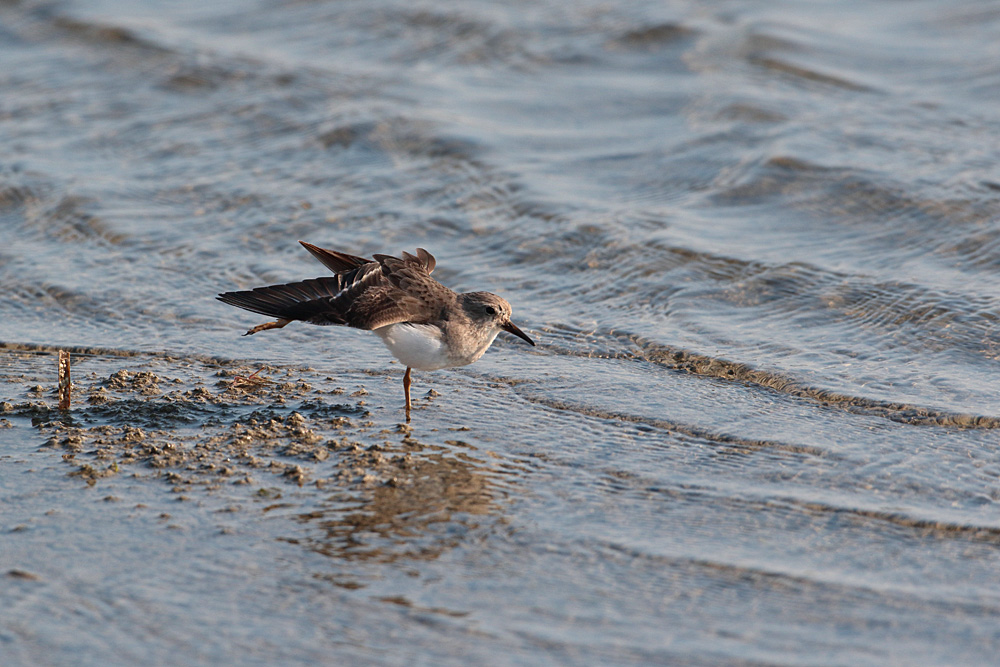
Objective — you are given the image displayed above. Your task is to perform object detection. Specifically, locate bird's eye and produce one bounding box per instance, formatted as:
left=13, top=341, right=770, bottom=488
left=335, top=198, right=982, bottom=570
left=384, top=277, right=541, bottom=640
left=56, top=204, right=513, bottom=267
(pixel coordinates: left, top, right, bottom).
left=485, top=306, right=497, bottom=316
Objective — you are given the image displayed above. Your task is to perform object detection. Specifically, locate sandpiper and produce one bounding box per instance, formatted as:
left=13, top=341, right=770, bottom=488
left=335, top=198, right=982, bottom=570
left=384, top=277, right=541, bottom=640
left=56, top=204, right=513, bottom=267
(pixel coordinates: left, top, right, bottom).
left=217, top=242, right=535, bottom=418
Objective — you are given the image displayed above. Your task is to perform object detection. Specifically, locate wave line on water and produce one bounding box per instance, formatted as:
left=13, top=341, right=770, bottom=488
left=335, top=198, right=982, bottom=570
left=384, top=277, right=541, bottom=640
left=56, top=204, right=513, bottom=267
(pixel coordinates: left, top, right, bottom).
left=539, top=325, right=1000, bottom=429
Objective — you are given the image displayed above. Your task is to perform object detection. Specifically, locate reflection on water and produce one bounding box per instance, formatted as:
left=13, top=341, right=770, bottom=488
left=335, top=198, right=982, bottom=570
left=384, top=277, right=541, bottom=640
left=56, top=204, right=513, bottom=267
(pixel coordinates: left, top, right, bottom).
left=296, top=435, right=501, bottom=564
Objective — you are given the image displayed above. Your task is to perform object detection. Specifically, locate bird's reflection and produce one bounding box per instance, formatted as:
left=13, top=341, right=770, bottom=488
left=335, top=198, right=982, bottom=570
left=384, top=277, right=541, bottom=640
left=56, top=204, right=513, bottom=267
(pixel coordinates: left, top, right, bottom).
left=294, top=434, right=504, bottom=564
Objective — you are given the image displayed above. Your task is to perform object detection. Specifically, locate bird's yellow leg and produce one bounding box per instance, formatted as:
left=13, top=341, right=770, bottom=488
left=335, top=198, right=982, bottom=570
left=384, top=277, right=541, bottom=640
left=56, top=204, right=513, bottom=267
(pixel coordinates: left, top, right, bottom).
left=403, top=366, right=412, bottom=421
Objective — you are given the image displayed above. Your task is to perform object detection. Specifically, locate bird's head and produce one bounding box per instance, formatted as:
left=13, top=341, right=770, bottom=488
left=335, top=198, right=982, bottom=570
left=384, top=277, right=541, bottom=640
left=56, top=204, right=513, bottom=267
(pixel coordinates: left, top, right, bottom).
left=463, top=292, right=535, bottom=347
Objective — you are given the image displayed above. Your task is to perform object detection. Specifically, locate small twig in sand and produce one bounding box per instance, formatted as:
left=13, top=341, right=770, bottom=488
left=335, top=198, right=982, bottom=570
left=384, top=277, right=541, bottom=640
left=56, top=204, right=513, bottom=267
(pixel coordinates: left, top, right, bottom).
left=58, top=350, right=71, bottom=410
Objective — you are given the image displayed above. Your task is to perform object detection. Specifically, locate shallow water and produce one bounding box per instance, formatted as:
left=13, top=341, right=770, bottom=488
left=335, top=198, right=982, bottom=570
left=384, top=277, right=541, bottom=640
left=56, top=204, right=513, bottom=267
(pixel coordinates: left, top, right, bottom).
left=3, top=0, right=1000, bottom=664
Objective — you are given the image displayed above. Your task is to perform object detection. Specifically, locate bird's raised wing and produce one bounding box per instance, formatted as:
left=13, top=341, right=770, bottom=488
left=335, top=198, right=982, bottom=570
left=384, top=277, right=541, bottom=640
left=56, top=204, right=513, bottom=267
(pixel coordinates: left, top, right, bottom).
left=217, top=247, right=451, bottom=331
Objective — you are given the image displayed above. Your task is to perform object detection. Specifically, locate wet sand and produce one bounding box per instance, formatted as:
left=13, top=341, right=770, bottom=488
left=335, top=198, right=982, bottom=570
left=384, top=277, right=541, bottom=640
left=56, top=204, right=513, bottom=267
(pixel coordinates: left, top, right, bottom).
left=4, top=347, right=504, bottom=566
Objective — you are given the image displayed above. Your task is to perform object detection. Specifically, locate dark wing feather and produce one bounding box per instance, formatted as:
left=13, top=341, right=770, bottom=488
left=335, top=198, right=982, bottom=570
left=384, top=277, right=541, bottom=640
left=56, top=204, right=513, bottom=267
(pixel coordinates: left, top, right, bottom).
left=218, top=248, right=451, bottom=331
left=299, top=241, right=372, bottom=273
left=395, top=247, right=435, bottom=274
left=217, top=275, right=356, bottom=326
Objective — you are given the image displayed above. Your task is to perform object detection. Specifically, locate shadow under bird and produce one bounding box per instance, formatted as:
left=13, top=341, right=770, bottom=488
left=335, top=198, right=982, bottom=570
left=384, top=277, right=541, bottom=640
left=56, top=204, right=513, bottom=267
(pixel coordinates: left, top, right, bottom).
left=217, top=242, right=535, bottom=418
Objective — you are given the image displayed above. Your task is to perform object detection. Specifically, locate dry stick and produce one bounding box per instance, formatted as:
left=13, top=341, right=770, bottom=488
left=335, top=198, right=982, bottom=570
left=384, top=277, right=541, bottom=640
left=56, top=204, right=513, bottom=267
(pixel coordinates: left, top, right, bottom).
left=58, top=350, right=71, bottom=410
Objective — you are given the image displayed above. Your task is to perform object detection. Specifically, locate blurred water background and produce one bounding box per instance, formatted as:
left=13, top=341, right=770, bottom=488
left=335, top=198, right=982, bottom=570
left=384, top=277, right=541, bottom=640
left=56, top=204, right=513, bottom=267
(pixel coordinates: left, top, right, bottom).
left=3, top=0, right=1000, bottom=664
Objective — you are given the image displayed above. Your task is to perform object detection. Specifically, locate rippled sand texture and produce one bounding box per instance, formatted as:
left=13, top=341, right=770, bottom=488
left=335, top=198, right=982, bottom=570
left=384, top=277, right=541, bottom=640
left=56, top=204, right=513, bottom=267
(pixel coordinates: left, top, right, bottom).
left=3, top=0, right=1000, bottom=664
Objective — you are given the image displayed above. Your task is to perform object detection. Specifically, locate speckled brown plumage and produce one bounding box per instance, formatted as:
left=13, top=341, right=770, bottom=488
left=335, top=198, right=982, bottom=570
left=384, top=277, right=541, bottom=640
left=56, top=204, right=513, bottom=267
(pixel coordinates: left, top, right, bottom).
left=217, top=242, right=446, bottom=331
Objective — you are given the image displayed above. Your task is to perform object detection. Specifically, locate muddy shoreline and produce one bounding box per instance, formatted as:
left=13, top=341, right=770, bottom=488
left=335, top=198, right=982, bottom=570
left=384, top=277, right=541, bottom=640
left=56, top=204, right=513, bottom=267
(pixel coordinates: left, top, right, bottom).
left=1, top=344, right=505, bottom=571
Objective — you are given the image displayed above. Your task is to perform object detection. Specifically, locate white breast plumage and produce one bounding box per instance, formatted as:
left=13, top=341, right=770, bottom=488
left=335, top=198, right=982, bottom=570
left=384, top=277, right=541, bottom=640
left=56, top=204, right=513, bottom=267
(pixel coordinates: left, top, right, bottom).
left=374, top=323, right=453, bottom=371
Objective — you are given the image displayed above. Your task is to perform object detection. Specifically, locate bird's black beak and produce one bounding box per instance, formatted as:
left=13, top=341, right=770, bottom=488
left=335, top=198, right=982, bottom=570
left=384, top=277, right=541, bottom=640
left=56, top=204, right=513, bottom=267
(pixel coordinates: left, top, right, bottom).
left=502, top=321, right=535, bottom=346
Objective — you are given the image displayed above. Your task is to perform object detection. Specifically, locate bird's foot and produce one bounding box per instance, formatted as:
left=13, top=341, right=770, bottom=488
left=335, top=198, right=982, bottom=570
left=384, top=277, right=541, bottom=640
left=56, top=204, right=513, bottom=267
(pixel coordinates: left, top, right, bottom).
left=243, top=318, right=292, bottom=336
